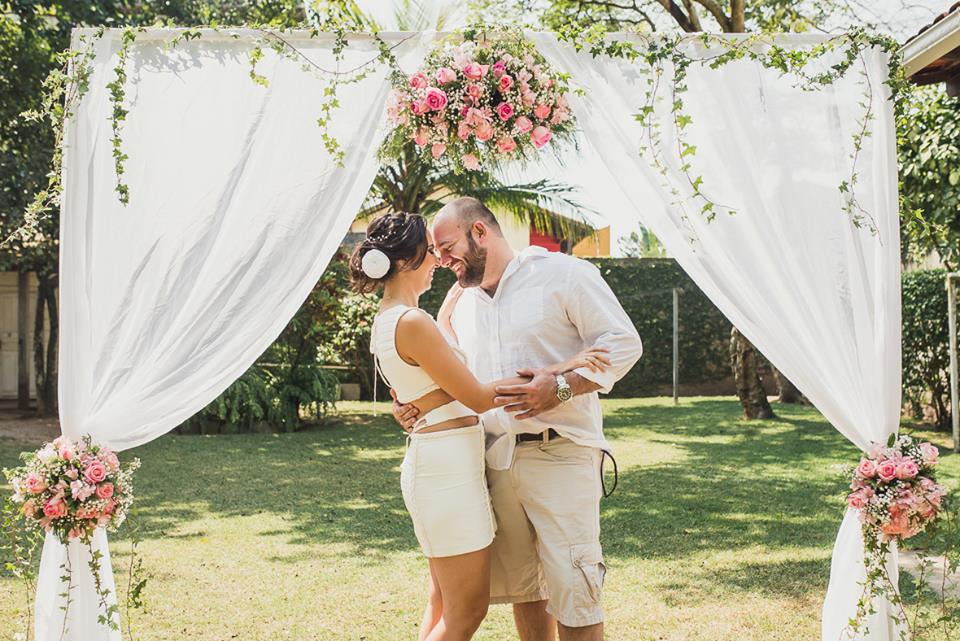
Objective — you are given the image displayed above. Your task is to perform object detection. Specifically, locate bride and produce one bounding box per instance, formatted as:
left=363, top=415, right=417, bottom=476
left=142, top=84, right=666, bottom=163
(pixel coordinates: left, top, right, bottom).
left=349, top=212, right=611, bottom=641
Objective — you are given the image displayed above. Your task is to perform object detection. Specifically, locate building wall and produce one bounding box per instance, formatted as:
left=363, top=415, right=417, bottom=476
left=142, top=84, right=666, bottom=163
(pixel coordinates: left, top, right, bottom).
left=573, top=227, right=611, bottom=258
left=0, top=272, right=42, bottom=399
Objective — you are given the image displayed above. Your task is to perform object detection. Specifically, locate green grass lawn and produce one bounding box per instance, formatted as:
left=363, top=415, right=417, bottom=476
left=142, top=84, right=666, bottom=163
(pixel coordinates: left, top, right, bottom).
left=1, top=397, right=957, bottom=641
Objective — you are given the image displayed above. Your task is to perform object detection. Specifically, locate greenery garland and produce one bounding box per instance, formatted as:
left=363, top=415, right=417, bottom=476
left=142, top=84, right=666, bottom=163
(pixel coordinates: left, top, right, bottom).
left=1, top=24, right=908, bottom=248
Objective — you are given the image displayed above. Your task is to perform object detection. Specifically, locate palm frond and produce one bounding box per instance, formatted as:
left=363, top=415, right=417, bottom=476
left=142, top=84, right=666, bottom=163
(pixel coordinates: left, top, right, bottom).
left=431, top=171, right=597, bottom=242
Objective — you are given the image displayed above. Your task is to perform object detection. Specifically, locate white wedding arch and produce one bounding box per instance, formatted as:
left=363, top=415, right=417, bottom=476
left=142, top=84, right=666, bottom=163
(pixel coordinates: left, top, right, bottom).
left=39, top=27, right=900, bottom=641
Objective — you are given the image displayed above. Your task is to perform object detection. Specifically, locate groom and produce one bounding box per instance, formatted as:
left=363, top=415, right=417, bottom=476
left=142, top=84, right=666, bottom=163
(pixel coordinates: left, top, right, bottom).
left=393, top=197, right=642, bottom=641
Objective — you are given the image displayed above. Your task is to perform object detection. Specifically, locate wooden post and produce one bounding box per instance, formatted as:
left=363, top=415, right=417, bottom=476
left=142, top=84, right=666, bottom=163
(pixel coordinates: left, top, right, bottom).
left=948, top=273, right=959, bottom=453
left=17, top=270, right=29, bottom=411
left=673, top=287, right=679, bottom=406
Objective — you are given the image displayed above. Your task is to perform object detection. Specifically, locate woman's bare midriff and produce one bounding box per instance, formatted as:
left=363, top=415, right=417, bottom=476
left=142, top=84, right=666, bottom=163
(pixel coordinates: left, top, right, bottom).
left=408, top=388, right=480, bottom=434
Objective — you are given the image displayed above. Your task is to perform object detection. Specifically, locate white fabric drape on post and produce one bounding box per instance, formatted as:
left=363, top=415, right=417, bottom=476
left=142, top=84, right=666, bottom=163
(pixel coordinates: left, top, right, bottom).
left=533, top=33, right=902, bottom=641
left=39, top=29, right=429, bottom=641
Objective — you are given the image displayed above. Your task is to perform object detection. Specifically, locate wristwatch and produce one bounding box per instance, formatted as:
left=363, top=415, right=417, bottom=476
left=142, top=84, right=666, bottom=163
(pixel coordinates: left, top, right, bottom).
left=555, top=374, right=573, bottom=403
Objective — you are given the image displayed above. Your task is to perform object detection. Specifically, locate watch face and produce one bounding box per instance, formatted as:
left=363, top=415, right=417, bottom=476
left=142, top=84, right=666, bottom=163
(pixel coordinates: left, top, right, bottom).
left=557, top=386, right=573, bottom=402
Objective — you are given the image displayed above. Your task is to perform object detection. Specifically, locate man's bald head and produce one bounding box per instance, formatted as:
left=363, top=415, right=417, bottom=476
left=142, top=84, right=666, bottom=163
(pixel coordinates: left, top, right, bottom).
left=434, top=197, right=502, bottom=236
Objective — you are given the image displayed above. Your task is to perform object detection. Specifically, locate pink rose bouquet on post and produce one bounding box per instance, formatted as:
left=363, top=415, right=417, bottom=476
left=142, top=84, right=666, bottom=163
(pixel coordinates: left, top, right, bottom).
left=5, top=435, right=142, bottom=632
left=380, top=29, right=576, bottom=172
left=5, top=434, right=140, bottom=544
left=842, top=433, right=951, bottom=639
left=846, top=434, right=945, bottom=543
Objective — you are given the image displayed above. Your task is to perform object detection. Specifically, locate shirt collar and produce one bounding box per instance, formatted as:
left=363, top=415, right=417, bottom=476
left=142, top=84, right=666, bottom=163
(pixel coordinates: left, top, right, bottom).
left=467, top=246, right=551, bottom=304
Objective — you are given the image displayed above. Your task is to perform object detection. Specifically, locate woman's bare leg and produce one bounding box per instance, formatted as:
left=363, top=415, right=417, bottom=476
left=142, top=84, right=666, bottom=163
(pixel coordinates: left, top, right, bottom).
left=418, top=563, right=444, bottom=641
left=423, top=547, right=490, bottom=641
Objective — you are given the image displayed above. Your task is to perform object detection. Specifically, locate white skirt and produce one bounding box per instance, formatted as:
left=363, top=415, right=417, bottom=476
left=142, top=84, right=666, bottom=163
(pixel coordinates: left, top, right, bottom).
left=400, top=424, right=497, bottom=558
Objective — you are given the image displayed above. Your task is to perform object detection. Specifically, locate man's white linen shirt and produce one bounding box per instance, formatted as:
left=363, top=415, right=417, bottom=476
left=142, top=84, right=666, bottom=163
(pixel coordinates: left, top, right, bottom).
left=450, top=246, right=643, bottom=470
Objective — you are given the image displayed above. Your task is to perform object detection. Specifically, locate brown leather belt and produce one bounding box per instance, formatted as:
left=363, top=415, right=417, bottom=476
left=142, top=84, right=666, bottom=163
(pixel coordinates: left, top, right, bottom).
left=515, top=428, right=561, bottom=444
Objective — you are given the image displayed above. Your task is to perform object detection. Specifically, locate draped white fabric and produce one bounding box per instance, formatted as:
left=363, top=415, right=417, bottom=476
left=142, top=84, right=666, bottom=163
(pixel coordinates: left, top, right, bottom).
left=533, top=33, right=902, bottom=641
left=39, top=29, right=429, bottom=641
left=45, top=28, right=902, bottom=641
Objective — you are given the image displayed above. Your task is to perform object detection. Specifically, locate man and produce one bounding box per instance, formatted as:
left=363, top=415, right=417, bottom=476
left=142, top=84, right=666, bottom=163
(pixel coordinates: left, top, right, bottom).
left=393, top=197, right=642, bottom=641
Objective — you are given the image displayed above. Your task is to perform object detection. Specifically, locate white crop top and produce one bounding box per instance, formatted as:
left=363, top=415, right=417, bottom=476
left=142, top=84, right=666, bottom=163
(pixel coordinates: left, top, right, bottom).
left=370, top=305, right=475, bottom=430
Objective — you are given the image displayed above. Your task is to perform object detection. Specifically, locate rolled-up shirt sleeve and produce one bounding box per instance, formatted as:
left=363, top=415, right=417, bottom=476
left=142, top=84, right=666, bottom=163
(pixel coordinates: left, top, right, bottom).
left=565, top=259, right=643, bottom=393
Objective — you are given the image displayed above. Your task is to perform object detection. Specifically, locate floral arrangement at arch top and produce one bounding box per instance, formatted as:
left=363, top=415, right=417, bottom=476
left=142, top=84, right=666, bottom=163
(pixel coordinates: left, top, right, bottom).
left=381, top=32, right=577, bottom=172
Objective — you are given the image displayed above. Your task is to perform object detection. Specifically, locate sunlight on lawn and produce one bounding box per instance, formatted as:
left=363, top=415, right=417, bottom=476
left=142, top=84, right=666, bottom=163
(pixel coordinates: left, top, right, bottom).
left=1, top=397, right=957, bottom=641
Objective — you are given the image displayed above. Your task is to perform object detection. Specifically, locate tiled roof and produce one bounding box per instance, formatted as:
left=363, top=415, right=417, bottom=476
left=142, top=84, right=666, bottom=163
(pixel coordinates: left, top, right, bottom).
left=905, top=2, right=960, bottom=45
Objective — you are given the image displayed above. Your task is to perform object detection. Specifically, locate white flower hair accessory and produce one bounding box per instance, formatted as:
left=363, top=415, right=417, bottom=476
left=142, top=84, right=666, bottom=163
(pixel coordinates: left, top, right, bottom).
left=361, top=248, right=391, bottom=279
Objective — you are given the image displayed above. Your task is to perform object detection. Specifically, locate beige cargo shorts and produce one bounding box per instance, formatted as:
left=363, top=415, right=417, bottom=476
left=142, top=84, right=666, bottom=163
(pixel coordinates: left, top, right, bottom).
left=486, top=436, right=606, bottom=628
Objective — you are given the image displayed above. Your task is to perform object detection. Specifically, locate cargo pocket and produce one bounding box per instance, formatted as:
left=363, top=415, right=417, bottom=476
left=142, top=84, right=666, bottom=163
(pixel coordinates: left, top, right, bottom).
left=570, top=542, right=606, bottom=605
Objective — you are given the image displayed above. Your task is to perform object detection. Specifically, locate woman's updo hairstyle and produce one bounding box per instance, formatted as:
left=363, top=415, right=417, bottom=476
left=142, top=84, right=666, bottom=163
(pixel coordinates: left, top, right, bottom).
left=349, top=212, right=429, bottom=294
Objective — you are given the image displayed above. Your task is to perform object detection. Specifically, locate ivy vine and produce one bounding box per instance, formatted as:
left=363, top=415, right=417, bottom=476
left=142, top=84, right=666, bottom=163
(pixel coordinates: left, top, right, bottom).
left=4, top=24, right=908, bottom=249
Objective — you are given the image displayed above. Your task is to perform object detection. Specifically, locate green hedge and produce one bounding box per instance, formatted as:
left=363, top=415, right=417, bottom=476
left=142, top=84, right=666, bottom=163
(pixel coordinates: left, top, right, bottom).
left=419, top=257, right=733, bottom=397
left=902, top=268, right=950, bottom=430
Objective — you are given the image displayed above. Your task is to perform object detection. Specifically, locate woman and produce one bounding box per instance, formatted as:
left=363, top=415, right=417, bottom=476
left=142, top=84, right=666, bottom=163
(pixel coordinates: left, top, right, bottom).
left=350, top=212, right=610, bottom=641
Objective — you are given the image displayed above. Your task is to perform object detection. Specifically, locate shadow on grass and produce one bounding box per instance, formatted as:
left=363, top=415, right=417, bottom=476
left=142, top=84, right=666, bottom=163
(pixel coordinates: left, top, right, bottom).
left=4, top=398, right=951, bottom=588
left=120, top=418, right=414, bottom=562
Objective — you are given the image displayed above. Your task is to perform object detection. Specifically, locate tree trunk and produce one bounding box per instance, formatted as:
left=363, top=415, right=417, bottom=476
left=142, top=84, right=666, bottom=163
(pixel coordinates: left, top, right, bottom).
left=730, top=0, right=746, bottom=32
left=774, top=368, right=807, bottom=404
left=729, top=327, right=774, bottom=419
left=17, top=270, right=30, bottom=411
left=33, top=275, right=58, bottom=417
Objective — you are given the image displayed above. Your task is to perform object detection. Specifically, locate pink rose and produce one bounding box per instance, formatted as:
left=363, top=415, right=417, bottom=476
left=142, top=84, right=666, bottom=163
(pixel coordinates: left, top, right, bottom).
left=919, top=442, right=939, bottom=464
left=876, top=460, right=898, bottom=482
left=521, top=92, right=536, bottom=108
left=435, top=67, right=456, bottom=85
left=65, top=467, right=79, bottom=481
left=856, top=459, right=876, bottom=478
left=412, top=128, right=430, bottom=147
left=847, top=492, right=867, bottom=510
left=475, top=121, right=494, bottom=142
left=498, top=75, right=514, bottom=92
left=409, top=72, right=428, bottom=90
left=534, top=103, right=551, bottom=120
left=25, top=472, right=48, bottom=494
left=424, top=87, right=448, bottom=112
left=530, top=125, right=553, bottom=149
left=465, top=107, right=486, bottom=127
left=457, top=122, right=471, bottom=141
left=103, top=500, right=116, bottom=516
left=896, top=461, right=919, bottom=479
left=42, top=498, right=67, bottom=519
left=103, top=451, right=120, bottom=473
left=410, top=100, right=425, bottom=115
left=466, top=84, right=482, bottom=100
left=84, top=460, right=107, bottom=484
left=495, top=102, right=514, bottom=121
left=551, top=107, right=570, bottom=125
left=514, top=116, right=533, bottom=133
left=431, top=143, right=446, bottom=160
left=22, top=499, right=37, bottom=518
left=492, top=60, right=507, bottom=78
left=96, top=482, right=115, bottom=500
left=461, top=154, right=481, bottom=171
left=497, top=136, right=517, bottom=154
left=462, top=63, right=487, bottom=81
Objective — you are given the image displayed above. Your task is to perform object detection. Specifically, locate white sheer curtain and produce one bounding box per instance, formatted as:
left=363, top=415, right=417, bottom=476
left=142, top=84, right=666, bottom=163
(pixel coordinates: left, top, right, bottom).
left=37, top=29, right=429, bottom=641
left=533, top=33, right=902, bottom=641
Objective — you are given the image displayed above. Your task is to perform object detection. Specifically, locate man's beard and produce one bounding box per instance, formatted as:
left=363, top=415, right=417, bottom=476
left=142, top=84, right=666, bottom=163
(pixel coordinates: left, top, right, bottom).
left=456, top=234, right=487, bottom=287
